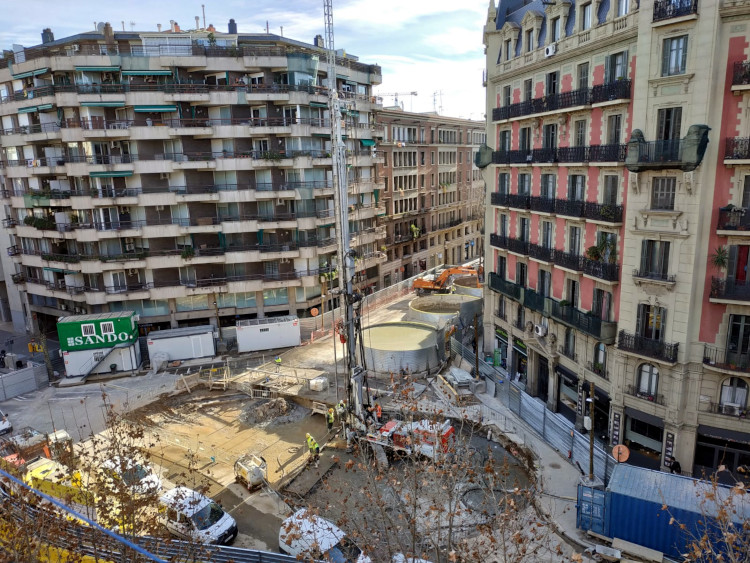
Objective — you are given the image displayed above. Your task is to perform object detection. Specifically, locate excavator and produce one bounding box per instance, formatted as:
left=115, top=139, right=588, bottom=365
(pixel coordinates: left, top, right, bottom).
left=412, top=266, right=481, bottom=295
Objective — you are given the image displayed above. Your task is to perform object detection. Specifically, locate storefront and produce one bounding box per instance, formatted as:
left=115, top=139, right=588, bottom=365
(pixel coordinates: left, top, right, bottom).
left=593, top=387, right=611, bottom=440
left=512, top=336, right=527, bottom=384
left=556, top=365, right=578, bottom=425
left=694, top=425, right=750, bottom=484
left=624, top=407, right=664, bottom=470
left=494, top=326, right=508, bottom=370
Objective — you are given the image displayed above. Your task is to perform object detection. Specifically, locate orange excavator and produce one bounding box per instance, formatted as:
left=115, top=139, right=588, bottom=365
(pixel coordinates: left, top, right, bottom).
left=412, top=266, right=481, bottom=295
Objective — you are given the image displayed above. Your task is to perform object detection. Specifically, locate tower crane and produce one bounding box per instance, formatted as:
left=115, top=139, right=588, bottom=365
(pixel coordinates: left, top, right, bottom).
left=377, top=91, right=418, bottom=109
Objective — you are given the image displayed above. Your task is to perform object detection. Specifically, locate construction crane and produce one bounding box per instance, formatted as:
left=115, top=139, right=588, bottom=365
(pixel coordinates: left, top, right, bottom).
left=377, top=91, right=418, bottom=110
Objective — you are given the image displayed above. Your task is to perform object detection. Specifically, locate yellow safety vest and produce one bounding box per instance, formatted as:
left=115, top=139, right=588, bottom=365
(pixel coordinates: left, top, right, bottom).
left=327, top=411, right=335, bottom=423
left=306, top=436, right=318, bottom=450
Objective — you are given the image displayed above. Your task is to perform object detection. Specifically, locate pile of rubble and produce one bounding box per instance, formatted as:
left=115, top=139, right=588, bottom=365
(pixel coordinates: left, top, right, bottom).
left=240, top=398, right=309, bottom=427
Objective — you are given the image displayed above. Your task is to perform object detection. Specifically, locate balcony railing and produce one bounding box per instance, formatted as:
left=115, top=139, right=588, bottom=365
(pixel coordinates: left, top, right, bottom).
left=489, top=233, right=508, bottom=250
left=717, top=207, right=750, bottom=231
left=710, top=277, right=750, bottom=301
left=726, top=137, right=750, bottom=160
left=10, top=273, right=25, bottom=285
left=491, top=192, right=510, bottom=207
left=507, top=194, right=530, bottom=210
left=491, top=144, right=626, bottom=165
left=488, top=272, right=522, bottom=300
left=530, top=196, right=556, bottom=213
left=586, top=361, right=609, bottom=380
left=625, top=384, right=666, bottom=406
left=733, top=61, right=750, bottom=86
left=555, top=199, right=585, bottom=218
left=528, top=243, right=554, bottom=262
left=618, top=330, right=679, bottom=363
left=707, top=402, right=748, bottom=417
left=583, top=202, right=624, bottom=223
left=632, top=269, right=676, bottom=283
left=550, top=301, right=617, bottom=343
left=554, top=251, right=583, bottom=271
left=523, top=289, right=550, bottom=315
left=653, top=0, right=698, bottom=22
left=703, top=344, right=750, bottom=374
left=583, top=259, right=620, bottom=282
left=626, top=126, right=710, bottom=172
left=590, top=80, right=632, bottom=104
left=506, top=237, right=530, bottom=255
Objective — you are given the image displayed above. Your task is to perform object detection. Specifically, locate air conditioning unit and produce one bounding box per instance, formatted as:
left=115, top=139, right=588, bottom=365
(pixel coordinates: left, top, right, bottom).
left=110, top=141, right=120, bottom=149
left=534, top=324, right=547, bottom=337
left=127, top=268, right=138, bottom=276
left=276, top=198, right=284, bottom=206
left=159, top=173, right=170, bottom=180
left=60, top=304, right=67, bottom=311
left=71, top=44, right=80, bottom=52
left=124, top=237, right=134, bottom=244
left=544, top=44, right=557, bottom=57
left=722, top=402, right=741, bottom=416
left=119, top=207, right=131, bottom=214
left=74, top=307, right=82, bottom=314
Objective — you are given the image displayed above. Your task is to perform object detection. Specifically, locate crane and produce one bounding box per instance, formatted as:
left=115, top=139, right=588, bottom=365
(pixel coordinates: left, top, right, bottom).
left=377, top=91, right=418, bottom=109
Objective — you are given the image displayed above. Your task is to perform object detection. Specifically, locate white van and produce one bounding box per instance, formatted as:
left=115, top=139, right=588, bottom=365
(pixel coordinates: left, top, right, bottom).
left=0, top=409, right=12, bottom=435
left=159, top=486, right=237, bottom=545
left=279, top=508, right=371, bottom=562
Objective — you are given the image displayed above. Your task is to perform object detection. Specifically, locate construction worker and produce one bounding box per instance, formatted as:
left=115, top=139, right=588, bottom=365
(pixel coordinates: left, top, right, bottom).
left=375, top=402, right=382, bottom=422
left=305, top=433, right=320, bottom=464
left=326, top=408, right=335, bottom=432
left=274, top=355, right=282, bottom=373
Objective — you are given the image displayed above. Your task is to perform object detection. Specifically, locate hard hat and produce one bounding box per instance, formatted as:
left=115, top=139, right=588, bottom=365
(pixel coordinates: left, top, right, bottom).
left=306, top=433, right=311, bottom=438
left=329, top=408, right=334, bottom=412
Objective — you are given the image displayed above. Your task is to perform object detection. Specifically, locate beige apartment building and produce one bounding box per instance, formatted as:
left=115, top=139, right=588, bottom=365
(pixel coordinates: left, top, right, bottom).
left=483, top=0, right=750, bottom=479
left=375, top=108, right=485, bottom=286
left=0, top=23, right=384, bottom=338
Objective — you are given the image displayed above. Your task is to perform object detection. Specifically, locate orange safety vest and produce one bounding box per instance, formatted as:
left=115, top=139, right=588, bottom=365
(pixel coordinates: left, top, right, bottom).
left=375, top=404, right=382, bottom=418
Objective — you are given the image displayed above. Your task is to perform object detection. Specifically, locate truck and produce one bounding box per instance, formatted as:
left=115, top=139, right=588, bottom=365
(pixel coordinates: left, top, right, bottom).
left=412, top=267, right=481, bottom=295
left=0, top=428, right=73, bottom=469
left=365, top=419, right=455, bottom=461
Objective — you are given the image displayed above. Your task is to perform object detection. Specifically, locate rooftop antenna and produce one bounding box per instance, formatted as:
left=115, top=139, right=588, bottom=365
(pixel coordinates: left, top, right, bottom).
left=280, top=26, right=284, bottom=37
left=202, top=4, right=206, bottom=29
left=121, top=21, right=125, bottom=32
left=433, top=90, right=443, bottom=114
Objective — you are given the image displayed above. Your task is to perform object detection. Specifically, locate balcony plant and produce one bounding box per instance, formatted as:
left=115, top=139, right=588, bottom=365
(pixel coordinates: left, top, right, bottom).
left=600, top=205, right=616, bottom=221
left=585, top=245, right=601, bottom=261
left=180, top=247, right=195, bottom=259
left=710, top=245, right=728, bottom=270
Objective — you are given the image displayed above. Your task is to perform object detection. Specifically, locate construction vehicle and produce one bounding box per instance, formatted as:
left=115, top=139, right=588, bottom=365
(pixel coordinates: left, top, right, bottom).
left=412, top=266, right=481, bottom=295
left=0, top=427, right=73, bottom=469
left=365, top=419, right=455, bottom=461
left=234, top=453, right=267, bottom=490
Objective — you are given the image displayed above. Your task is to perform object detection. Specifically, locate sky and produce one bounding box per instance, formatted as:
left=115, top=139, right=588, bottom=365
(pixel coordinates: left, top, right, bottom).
left=0, top=0, right=490, bottom=120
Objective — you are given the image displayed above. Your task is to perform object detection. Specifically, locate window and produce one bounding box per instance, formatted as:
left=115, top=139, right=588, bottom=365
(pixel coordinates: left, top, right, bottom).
left=500, top=214, right=509, bottom=236
left=498, top=172, right=510, bottom=194
left=606, top=51, right=628, bottom=83
left=518, top=173, right=531, bottom=195
left=720, top=378, right=748, bottom=408
left=541, top=221, right=553, bottom=248
left=662, top=35, right=688, bottom=77
left=503, top=85, right=511, bottom=107
left=420, top=151, right=425, bottom=165
left=569, top=226, right=581, bottom=255
left=727, top=315, right=750, bottom=367
left=617, top=0, right=630, bottom=17
left=574, top=120, right=587, bottom=147
left=523, top=79, right=533, bottom=102
left=546, top=71, right=559, bottom=95
left=526, top=29, right=535, bottom=52
left=592, top=288, right=612, bottom=321
left=497, top=255, right=507, bottom=278
left=638, top=363, right=659, bottom=396
left=567, top=279, right=579, bottom=306
left=516, top=262, right=527, bottom=287
left=519, top=127, right=531, bottom=153
left=551, top=17, right=561, bottom=42
left=607, top=114, right=622, bottom=145
left=581, top=3, right=592, bottom=30
left=431, top=152, right=435, bottom=165
left=651, top=177, right=676, bottom=210
left=577, top=62, right=589, bottom=91
left=742, top=176, right=750, bottom=208
left=603, top=175, right=619, bottom=205
left=657, top=107, right=682, bottom=141
left=640, top=240, right=671, bottom=278
left=598, top=231, right=617, bottom=262
left=82, top=323, right=95, bottom=336
left=505, top=39, right=513, bottom=61
left=538, top=269, right=551, bottom=297
left=543, top=124, right=557, bottom=149
left=568, top=175, right=585, bottom=200
left=636, top=305, right=666, bottom=341
left=499, top=130, right=510, bottom=151
left=519, top=217, right=530, bottom=242
left=593, top=343, right=607, bottom=374
left=541, top=174, right=555, bottom=199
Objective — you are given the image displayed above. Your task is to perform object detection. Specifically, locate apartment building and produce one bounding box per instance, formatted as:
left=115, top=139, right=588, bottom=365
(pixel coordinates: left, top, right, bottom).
left=376, top=108, right=485, bottom=286
left=482, top=0, right=750, bottom=479
left=0, top=23, right=383, bottom=338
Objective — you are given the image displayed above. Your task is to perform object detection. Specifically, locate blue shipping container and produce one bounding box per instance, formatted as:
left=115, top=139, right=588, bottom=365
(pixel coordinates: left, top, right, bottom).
left=577, top=464, right=750, bottom=560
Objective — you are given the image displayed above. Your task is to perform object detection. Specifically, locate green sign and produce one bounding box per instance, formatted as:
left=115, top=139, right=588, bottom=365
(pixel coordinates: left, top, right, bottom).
left=495, top=326, right=508, bottom=340
left=57, top=313, right=138, bottom=351
left=513, top=337, right=526, bottom=352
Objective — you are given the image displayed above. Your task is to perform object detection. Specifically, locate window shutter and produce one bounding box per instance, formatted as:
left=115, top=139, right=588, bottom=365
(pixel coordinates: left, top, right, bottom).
left=680, top=39, right=687, bottom=74
left=660, top=242, right=670, bottom=276
left=640, top=240, right=649, bottom=274
left=673, top=107, right=682, bottom=139
left=662, top=40, right=670, bottom=75
left=604, top=55, right=611, bottom=84
left=621, top=50, right=628, bottom=78
left=636, top=304, right=645, bottom=335
left=728, top=246, right=738, bottom=281
left=742, top=176, right=750, bottom=208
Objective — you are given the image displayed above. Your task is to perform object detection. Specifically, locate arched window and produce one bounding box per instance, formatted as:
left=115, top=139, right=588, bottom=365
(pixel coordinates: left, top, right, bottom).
left=638, top=364, right=659, bottom=396
left=720, top=377, right=748, bottom=408
left=593, top=343, right=607, bottom=376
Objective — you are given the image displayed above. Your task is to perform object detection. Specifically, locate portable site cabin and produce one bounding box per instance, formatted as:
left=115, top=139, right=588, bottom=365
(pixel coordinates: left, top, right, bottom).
left=57, top=312, right=140, bottom=378
left=236, top=316, right=301, bottom=353
left=146, top=325, right=215, bottom=362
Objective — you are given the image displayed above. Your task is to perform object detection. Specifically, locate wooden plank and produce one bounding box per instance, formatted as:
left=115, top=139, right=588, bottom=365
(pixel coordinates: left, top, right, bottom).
left=612, top=538, right=664, bottom=562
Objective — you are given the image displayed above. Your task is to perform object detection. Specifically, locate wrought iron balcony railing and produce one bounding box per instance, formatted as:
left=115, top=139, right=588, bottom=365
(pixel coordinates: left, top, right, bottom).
left=530, top=196, right=556, bottom=213
left=726, top=137, right=750, bottom=160
left=710, top=277, right=750, bottom=301
left=625, top=384, right=666, bottom=406
left=653, top=0, right=698, bottom=22
left=554, top=251, right=583, bottom=271
left=626, top=125, right=710, bottom=172
left=733, top=61, right=750, bottom=86
left=583, top=259, right=620, bottom=282
left=618, top=330, right=679, bottom=363
left=550, top=301, right=617, bottom=343
left=632, top=269, right=676, bottom=283
left=703, top=344, right=750, bottom=374
left=528, top=243, right=554, bottom=263
left=491, top=144, right=626, bottom=165
left=590, top=80, right=632, bottom=104
left=555, top=199, right=585, bottom=218
left=490, top=192, right=510, bottom=207
left=488, top=272, right=523, bottom=301
left=583, top=202, right=624, bottom=223
left=507, top=194, right=530, bottom=210
left=717, top=206, right=750, bottom=231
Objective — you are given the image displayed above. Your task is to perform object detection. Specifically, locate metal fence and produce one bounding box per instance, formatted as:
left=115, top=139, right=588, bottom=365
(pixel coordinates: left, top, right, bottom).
left=450, top=338, right=616, bottom=484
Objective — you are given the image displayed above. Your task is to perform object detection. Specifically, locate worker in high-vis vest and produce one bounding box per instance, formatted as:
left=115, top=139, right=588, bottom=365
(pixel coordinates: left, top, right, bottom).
left=326, top=408, right=335, bottom=432
left=305, top=433, right=320, bottom=463
left=274, top=355, right=282, bottom=373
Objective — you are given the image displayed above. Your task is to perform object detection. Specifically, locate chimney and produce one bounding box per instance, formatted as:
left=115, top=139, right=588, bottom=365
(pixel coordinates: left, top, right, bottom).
left=170, top=20, right=175, bottom=32
left=103, top=22, right=115, bottom=45
left=41, top=28, right=54, bottom=44
left=314, top=34, right=324, bottom=48
left=207, top=24, right=216, bottom=32
left=228, top=18, right=237, bottom=34
left=173, top=22, right=181, bottom=32
left=157, top=23, right=162, bottom=32
left=195, top=16, right=200, bottom=29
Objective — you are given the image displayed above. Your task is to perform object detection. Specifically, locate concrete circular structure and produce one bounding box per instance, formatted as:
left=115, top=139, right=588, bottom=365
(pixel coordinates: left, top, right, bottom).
left=453, top=276, right=482, bottom=297
left=408, top=294, right=483, bottom=327
left=360, top=321, right=444, bottom=377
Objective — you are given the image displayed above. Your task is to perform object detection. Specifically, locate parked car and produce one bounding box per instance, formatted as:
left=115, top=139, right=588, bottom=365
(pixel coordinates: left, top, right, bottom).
left=158, top=486, right=238, bottom=545
left=279, top=508, right=371, bottom=562
left=101, top=456, right=161, bottom=496
left=0, top=409, right=12, bottom=435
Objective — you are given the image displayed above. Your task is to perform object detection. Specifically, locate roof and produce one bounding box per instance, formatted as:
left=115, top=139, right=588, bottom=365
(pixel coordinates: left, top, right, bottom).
left=159, top=486, right=211, bottom=516
left=607, top=465, right=750, bottom=522
left=281, top=508, right=345, bottom=552
left=236, top=316, right=298, bottom=328
left=146, top=325, right=214, bottom=340
left=57, top=311, right=134, bottom=324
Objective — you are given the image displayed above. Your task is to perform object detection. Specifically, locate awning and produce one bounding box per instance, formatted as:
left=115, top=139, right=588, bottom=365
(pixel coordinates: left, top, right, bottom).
left=624, top=406, right=664, bottom=428
left=134, top=105, right=178, bottom=112
left=360, top=139, right=376, bottom=147
left=80, top=101, right=125, bottom=108
left=36, top=103, right=54, bottom=111
left=75, top=66, right=120, bottom=72
left=697, top=424, right=750, bottom=445
left=17, top=106, right=39, bottom=114
left=43, top=267, right=78, bottom=274
left=312, top=133, right=331, bottom=138
left=11, top=67, right=49, bottom=79
left=121, top=70, right=173, bottom=76
left=310, top=102, right=328, bottom=108
left=89, top=171, right=134, bottom=178
left=335, top=74, right=348, bottom=79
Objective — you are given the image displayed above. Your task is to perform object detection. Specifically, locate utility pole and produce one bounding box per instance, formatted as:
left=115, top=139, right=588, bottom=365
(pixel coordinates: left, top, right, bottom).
left=473, top=313, right=479, bottom=380
left=589, top=381, right=595, bottom=481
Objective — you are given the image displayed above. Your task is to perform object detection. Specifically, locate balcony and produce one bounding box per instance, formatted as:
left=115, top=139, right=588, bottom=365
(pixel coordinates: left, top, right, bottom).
left=586, top=361, right=610, bottom=380
left=10, top=273, right=25, bottom=285
left=717, top=206, right=750, bottom=232
left=488, top=272, right=523, bottom=301
left=554, top=251, right=583, bottom=272
left=625, top=384, right=666, bottom=406
left=529, top=197, right=556, bottom=214
left=528, top=243, right=554, bottom=263
left=491, top=192, right=510, bottom=207
left=492, top=86, right=591, bottom=121
left=583, top=202, right=624, bottom=223
left=618, top=330, right=679, bottom=363
left=523, top=289, right=550, bottom=315
left=653, top=0, right=698, bottom=22
left=632, top=269, right=676, bottom=284
left=710, top=277, right=750, bottom=302
left=726, top=137, right=750, bottom=161
left=703, top=344, right=750, bottom=374
left=625, top=126, right=710, bottom=173
left=491, top=144, right=626, bottom=166
left=507, top=194, right=530, bottom=210
left=506, top=237, right=530, bottom=255
left=549, top=301, right=617, bottom=344
left=555, top=199, right=585, bottom=218
left=583, top=258, right=620, bottom=282
left=733, top=61, right=750, bottom=87
left=590, top=80, right=632, bottom=104
left=706, top=402, right=748, bottom=418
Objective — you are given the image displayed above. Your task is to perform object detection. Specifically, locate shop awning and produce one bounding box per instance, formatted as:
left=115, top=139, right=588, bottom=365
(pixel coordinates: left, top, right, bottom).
left=80, top=101, right=125, bottom=108
left=17, top=106, right=39, bottom=114
left=36, top=103, right=54, bottom=111
left=624, top=406, right=664, bottom=428
left=697, top=424, right=750, bottom=445
left=310, top=102, right=328, bottom=108
left=89, top=171, right=134, bottom=178
left=11, top=67, right=49, bottom=79
left=43, top=267, right=78, bottom=274
left=134, top=105, right=178, bottom=112
left=75, top=66, right=120, bottom=72
left=312, top=133, right=330, bottom=138
left=121, top=70, right=172, bottom=76
left=360, top=139, right=376, bottom=147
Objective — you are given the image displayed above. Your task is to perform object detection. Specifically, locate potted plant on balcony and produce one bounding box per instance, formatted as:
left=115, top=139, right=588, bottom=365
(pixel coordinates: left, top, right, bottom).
left=585, top=245, right=601, bottom=261
left=180, top=247, right=195, bottom=259
left=710, top=245, right=728, bottom=271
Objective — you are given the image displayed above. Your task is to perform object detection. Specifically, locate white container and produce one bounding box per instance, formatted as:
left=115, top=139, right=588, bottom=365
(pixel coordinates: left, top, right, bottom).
left=236, top=316, right=301, bottom=353
left=147, top=325, right=215, bottom=362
